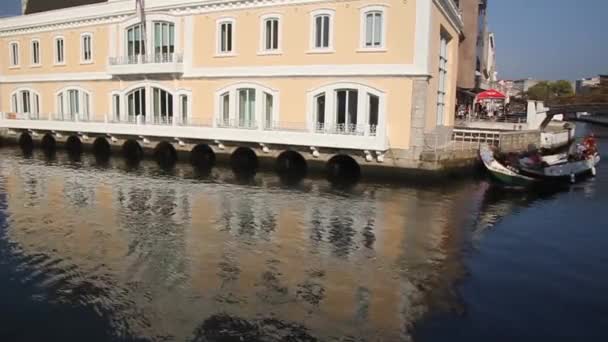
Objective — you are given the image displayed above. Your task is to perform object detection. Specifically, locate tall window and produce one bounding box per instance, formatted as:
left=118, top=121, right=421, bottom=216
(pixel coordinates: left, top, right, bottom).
left=126, top=24, right=146, bottom=62
left=31, top=40, right=40, bottom=65
left=11, top=90, right=40, bottom=118
left=179, top=94, right=188, bottom=124
left=363, top=10, right=383, bottom=48
left=55, top=37, right=65, bottom=64
left=238, top=88, right=256, bottom=128
left=262, top=17, right=279, bottom=51
left=153, top=21, right=175, bottom=61
left=312, top=12, right=332, bottom=49
left=368, top=94, right=379, bottom=135
left=437, top=33, right=450, bottom=126
left=57, top=89, right=90, bottom=121
left=81, top=34, right=93, bottom=63
left=310, top=84, right=382, bottom=136
left=314, top=94, right=326, bottom=131
left=218, top=20, right=234, bottom=54
left=127, top=88, right=146, bottom=121
left=220, top=92, right=230, bottom=126
left=152, top=87, right=173, bottom=124
left=112, top=94, right=121, bottom=121
left=216, top=85, right=276, bottom=129
left=9, top=42, right=19, bottom=67
left=263, top=92, right=274, bottom=128
left=336, top=89, right=358, bottom=133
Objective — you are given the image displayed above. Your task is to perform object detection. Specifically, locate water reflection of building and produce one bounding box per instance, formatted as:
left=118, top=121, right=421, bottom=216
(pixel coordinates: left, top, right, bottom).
left=1, top=157, right=487, bottom=340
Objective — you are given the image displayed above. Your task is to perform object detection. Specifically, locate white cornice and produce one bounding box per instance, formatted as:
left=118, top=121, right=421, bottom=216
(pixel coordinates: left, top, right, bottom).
left=0, top=64, right=429, bottom=83
left=185, top=64, right=428, bottom=78
left=0, top=0, right=330, bottom=36
left=0, top=72, right=112, bottom=83
left=433, top=0, right=463, bottom=33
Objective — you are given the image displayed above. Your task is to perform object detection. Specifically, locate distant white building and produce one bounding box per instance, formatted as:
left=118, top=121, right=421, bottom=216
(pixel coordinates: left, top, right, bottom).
left=576, top=76, right=601, bottom=95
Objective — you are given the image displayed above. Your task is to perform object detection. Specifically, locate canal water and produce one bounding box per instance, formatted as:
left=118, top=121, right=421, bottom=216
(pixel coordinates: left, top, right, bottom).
left=0, top=123, right=606, bottom=342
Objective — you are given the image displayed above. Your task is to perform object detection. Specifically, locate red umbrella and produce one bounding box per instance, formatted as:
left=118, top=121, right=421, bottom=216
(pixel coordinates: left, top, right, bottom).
left=476, top=89, right=506, bottom=101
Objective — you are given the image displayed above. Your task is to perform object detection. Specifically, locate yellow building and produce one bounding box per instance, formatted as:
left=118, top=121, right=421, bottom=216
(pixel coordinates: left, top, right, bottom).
left=0, top=0, right=462, bottom=171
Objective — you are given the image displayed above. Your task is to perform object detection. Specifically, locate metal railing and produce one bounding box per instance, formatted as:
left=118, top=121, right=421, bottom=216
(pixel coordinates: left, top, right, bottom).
left=1, top=113, right=382, bottom=139
left=314, top=123, right=377, bottom=136
left=216, top=118, right=258, bottom=130
left=109, top=53, right=184, bottom=66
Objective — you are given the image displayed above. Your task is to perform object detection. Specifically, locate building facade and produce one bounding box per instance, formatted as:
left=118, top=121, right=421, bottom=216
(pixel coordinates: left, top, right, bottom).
left=454, top=0, right=498, bottom=108
left=1, top=0, right=462, bottom=170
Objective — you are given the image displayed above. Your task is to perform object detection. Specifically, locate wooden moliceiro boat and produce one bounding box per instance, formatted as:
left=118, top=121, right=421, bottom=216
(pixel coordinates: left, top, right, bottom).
left=480, top=136, right=600, bottom=186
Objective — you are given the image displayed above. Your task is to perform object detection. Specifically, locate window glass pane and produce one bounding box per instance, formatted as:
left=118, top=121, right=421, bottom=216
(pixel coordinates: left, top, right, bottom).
left=180, top=95, right=188, bottom=123
left=365, top=14, right=373, bottom=46
left=272, top=20, right=278, bottom=49
left=265, top=20, right=272, bottom=50
left=222, top=93, right=230, bottom=123
left=227, top=23, right=232, bottom=51
left=169, top=24, right=175, bottom=52
left=322, top=16, right=330, bottom=47
left=22, top=91, right=30, bottom=113
left=12, top=94, right=18, bottom=113
left=373, top=13, right=382, bottom=46
left=264, top=92, right=273, bottom=127
left=33, top=94, right=39, bottom=116
left=347, top=90, right=358, bottom=126
left=315, top=16, right=322, bottom=48
left=336, top=90, right=346, bottom=125
left=58, top=93, right=64, bottom=117
left=315, top=94, right=325, bottom=127
left=83, top=93, right=90, bottom=120
left=368, top=95, right=379, bottom=126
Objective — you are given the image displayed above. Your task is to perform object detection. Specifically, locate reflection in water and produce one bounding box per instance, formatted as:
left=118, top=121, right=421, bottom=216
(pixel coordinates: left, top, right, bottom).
left=0, top=139, right=596, bottom=341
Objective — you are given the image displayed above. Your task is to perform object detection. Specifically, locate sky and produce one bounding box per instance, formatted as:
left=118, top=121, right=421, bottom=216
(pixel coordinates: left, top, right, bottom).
left=1, top=0, right=607, bottom=81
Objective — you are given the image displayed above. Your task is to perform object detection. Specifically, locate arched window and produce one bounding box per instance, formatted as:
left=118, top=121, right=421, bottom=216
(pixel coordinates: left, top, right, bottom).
left=217, top=18, right=235, bottom=55
left=9, top=41, right=20, bottom=67
left=11, top=89, right=40, bottom=119
left=215, top=83, right=278, bottom=130
left=309, top=83, right=384, bottom=136
left=126, top=87, right=146, bottom=122
left=152, top=87, right=173, bottom=124
left=126, top=24, right=146, bottom=62
left=310, top=9, right=334, bottom=51
left=153, top=21, right=175, bottom=62
left=360, top=6, right=387, bottom=49
left=56, top=88, right=91, bottom=121
left=260, top=15, right=281, bottom=53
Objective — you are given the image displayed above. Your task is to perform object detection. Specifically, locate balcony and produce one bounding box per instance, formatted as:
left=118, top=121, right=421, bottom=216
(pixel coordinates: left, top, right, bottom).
left=108, top=53, right=184, bottom=76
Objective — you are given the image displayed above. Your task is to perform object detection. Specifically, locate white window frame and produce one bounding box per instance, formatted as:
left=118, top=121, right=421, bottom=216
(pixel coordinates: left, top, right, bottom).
left=55, top=87, right=92, bottom=121
left=10, top=88, right=41, bottom=118
left=308, top=9, right=335, bottom=53
left=117, top=14, right=181, bottom=62
left=175, top=89, right=192, bottom=125
left=306, top=82, right=386, bottom=137
left=54, top=36, right=66, bottom=65
left=9, top=41, right=20, bottom=68
left=358, top=5, right=387, bottom=51
left=109, top=91, right=121, bottom=122
left=30, top=39, right=41, bottom=67
left=80, top=32, right=94, bottom=64
left=259, top=13, right=282, bottom=55
left=214, top=82, right=279, bottom=130
left=110, top=82, right=190, bottom=125
left=437, top=31, right=450, bottom=126
left=216, top=17, right=236, bottom=57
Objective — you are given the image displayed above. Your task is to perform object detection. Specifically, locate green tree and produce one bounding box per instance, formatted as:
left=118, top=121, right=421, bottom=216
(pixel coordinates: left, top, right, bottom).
left=551, top=80, right=574, bottom=97
left=526, top=81, right=552, bottom=101
left=526, top=80, right=574, bottom=101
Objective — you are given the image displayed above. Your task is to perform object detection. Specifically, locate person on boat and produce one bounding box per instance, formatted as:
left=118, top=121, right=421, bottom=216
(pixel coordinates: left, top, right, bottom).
left=583, top=134, right=598, bottom=156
